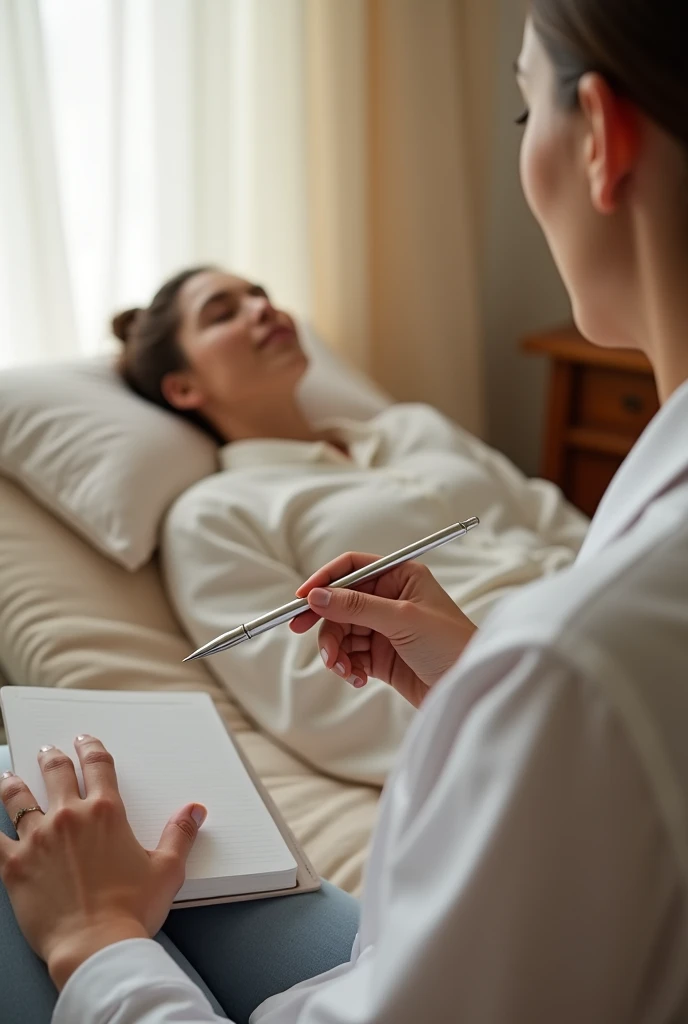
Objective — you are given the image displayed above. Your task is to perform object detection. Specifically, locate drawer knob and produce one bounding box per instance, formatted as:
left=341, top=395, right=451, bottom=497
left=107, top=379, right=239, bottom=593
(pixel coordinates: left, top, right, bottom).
left=621, top=393, right=644, bottom=414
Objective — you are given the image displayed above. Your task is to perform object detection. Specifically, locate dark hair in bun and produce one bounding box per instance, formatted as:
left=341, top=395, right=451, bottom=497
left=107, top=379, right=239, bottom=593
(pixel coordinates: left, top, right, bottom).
left=113, top=265, right=223, bottom=443
left=111, top=307, right=143, bottom=344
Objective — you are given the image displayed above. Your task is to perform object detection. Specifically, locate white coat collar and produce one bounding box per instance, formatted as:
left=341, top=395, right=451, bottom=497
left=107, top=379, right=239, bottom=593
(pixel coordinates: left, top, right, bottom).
left=578, top=378, right=688, bottom=562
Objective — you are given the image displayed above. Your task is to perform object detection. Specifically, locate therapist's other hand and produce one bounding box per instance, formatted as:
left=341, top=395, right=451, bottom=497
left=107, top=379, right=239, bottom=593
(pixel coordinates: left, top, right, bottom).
left=0, top=736, right=207, bottom=990
left=293, top=553, right=477, bottom=708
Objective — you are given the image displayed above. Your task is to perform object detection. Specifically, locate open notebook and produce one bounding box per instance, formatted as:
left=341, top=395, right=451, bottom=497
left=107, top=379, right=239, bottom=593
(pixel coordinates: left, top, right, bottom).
left=0, top=687, right=319, bottom=906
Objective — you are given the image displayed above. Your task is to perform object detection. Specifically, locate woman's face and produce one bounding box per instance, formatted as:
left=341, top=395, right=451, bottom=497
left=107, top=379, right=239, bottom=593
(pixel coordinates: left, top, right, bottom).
left=163, top=270, right=308, bottom=420
left=516, top=19, right=644, bottom=348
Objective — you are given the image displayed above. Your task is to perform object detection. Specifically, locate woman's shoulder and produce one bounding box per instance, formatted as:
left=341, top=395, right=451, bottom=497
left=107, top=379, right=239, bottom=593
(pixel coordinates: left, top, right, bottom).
left=161, top=469, right=272, bottom=549
left=374, top=401, right=458, bottom=427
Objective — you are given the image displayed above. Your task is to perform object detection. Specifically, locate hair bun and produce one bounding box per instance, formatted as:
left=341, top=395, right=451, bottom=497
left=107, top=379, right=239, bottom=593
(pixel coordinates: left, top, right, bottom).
left=111, top=307, right=143, bottom=344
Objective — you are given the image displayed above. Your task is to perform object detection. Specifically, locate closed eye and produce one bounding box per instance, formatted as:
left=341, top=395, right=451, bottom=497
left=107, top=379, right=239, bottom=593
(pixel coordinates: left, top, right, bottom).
left=212, top=307, right=234, bottom=324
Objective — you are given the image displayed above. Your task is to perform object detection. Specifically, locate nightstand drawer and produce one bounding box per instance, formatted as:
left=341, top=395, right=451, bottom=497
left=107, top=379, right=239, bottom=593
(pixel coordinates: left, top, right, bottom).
left=522, top=325, right=659, bottom=517
left=573, top=366, right=659, bottom=435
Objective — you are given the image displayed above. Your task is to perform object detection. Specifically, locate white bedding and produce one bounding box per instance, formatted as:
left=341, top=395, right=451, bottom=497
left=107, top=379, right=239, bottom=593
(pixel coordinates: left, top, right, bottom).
left=162, top=402, right=589, bottom=785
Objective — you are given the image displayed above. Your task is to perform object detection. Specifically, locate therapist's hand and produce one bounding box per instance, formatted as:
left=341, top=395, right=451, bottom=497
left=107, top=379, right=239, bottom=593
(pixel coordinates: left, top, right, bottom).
left=0, top=736, right=207, bottom=990
left=293, top=553, right=477, bottom=708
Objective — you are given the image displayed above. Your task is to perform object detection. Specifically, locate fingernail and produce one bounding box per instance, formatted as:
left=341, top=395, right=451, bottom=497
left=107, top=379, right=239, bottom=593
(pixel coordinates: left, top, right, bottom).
left=1, top=771, right=14, bottom=780
left=191, top=805, right=207, bottom=827
left=39, top=745, right=55, bottom=753
left=335, top=662, right=346, bottom=676
left=349, top=676, right=367, bottom=689
left=320, top=647, right=329, bottom=668
left=76, top=735, right=92, bottom=742
left=310, top=588, right=331, bottom=608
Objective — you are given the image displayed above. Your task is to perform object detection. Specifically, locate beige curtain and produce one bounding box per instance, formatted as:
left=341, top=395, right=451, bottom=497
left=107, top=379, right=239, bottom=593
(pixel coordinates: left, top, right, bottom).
left=307, top=0, right=497, bottom=436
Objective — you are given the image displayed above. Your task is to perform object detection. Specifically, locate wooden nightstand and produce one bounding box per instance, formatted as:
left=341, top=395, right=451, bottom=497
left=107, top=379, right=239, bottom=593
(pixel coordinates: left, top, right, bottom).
left=522, top=325, right=659, bottom=518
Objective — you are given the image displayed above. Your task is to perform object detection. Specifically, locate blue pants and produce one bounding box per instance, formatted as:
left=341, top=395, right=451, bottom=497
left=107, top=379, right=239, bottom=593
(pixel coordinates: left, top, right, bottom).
left=0, top=746, right=358, bottom=1023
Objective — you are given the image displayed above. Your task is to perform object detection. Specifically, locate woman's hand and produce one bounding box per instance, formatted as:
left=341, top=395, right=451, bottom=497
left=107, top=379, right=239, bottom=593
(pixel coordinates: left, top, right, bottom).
left=292, top=553, right=477, bottom=708
left=0, top=736, right=206, bottom=990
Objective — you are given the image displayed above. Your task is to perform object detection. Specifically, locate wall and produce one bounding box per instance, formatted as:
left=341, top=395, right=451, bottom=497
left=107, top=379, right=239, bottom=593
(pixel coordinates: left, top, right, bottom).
left=481, top=0, right=572, bottom=476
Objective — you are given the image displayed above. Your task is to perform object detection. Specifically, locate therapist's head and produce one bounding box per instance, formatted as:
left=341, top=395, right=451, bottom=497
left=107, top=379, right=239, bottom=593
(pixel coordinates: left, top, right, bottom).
left=519, top=0, right=688, bottom=358
left=114, top=267, right=307, bottom=442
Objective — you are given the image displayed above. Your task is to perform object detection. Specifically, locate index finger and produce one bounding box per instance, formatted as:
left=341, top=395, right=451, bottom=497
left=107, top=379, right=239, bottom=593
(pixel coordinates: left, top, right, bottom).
left=75, top=735, right=121, bottom=800
left=295, top=552, right=381, bottom=597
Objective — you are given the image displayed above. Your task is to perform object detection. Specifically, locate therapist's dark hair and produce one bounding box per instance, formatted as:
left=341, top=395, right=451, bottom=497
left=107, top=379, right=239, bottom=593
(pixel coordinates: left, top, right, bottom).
left=531, top=0, right=688, bottom=151
left=112, top=266, right=224, bottom=444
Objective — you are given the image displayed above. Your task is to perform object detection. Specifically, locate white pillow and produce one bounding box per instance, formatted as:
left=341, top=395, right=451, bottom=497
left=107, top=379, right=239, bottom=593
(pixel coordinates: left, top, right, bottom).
left=0, top=323, right=390, bottom=571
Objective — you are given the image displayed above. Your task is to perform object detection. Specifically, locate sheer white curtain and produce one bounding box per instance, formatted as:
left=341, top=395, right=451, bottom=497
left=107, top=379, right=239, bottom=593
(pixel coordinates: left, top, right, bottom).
left=0, top=0, right=313, bottom=365
left=0, top=0, right=76, bottom=364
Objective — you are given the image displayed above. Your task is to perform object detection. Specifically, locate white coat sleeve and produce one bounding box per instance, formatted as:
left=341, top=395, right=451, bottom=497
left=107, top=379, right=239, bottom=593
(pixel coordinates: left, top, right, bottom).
left=52, top=939, right=227, bottom=1024
left=161, top=489, right=413, bottom=785
left=254, top=648, right=688, bottom=1023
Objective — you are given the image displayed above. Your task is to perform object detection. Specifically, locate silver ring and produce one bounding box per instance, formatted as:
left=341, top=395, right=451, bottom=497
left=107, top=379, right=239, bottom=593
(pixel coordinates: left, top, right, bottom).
left=12, top=806, right=44, bottom=829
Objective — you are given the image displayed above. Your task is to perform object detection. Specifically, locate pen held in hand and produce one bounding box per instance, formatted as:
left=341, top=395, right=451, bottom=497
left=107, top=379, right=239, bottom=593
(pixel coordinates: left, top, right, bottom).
left=183, top=517, right=480, bottom=662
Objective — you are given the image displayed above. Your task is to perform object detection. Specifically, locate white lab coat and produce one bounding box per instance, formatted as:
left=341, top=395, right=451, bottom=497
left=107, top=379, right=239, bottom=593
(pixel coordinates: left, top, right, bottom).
left=54, top=380, right=688, bottom=1023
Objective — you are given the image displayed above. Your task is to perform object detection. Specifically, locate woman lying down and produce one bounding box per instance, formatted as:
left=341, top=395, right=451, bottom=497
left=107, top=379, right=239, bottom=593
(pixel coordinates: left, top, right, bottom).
left=114, top=266, right=588, bottom=785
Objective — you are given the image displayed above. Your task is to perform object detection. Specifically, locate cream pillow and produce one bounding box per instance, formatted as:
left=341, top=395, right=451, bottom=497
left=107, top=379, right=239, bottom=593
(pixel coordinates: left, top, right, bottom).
left=0, top=324, right=389, bottom=572
left=0, top=358, right=217, bottom=571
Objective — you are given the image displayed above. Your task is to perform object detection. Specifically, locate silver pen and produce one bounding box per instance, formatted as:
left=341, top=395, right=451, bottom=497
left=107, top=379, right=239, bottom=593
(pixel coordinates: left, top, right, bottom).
left=184, top=517, right=480, bottom=662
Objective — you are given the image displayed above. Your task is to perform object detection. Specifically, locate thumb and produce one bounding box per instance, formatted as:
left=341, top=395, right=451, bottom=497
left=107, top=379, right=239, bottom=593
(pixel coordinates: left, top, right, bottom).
left=308, top=587, right=403, bottom=638
left=156, top=803, right=207, bottom=863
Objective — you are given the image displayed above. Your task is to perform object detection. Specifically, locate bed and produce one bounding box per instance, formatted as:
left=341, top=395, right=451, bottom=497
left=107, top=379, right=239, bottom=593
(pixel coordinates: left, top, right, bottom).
left=0, top=326, right=588, bottom=895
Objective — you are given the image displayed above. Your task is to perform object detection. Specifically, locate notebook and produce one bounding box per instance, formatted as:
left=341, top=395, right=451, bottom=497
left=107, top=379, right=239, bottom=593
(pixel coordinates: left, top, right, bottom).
left=0, top=687, right=319, bottom=906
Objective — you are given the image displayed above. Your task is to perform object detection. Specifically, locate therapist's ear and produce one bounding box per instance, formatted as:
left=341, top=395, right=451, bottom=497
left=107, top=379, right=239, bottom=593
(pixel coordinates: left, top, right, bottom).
left=578, top=72, right=641, bottom=215
left=161, top=372, right=204, bottom=411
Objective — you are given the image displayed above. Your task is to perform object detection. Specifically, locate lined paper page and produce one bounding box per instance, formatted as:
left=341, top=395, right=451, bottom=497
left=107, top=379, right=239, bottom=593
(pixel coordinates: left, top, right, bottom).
left=1, top=689, right=296, bottom=895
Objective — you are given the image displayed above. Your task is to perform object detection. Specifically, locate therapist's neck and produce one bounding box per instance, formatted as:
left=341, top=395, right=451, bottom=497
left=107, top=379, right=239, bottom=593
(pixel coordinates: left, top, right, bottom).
left=204, top=395, right=337, bottom=447
left=632, top=206, right=688, bottom=404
